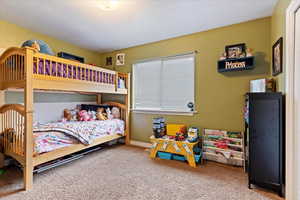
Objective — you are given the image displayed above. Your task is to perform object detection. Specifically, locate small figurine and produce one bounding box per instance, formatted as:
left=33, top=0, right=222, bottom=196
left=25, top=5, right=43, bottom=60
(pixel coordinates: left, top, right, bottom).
left=219, top=52, right=227, bottom=60
left=175, top=132, right=187, bottom=141
left=187, top=127, right=199, bottom=143
left=246, top=48, right=253, bottom=57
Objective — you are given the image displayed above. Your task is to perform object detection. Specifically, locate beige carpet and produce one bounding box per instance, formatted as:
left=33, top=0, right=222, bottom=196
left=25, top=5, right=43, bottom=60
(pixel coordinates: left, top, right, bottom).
left=0, top=145, right=283, bottom=200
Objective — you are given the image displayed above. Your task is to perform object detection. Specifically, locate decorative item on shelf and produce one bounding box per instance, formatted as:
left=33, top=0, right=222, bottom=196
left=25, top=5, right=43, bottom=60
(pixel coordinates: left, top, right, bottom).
left=246, top=48, right=253, bottom=57
left=272, top=37, right=283, bottom=76
left=153, top=117, right=165, bottom=138
left=250, top=78, right=276, bottom=93
left=225, top=43, right=246, bottom=59
left=219, top=52, right=227, bottom=61
left=106, top=56, right=113, bottom=66
left=58, top=52, right=84, bottom=63
left=218, top=43, right=254, bottom=72
left=116, top=53, right=125, bottom=66
left=21, top=39, right=54, bottom=55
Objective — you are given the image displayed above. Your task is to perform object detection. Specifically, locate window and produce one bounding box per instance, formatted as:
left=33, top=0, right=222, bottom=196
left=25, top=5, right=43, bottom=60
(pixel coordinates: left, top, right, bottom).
left=133, top=53, right=195, bottom=114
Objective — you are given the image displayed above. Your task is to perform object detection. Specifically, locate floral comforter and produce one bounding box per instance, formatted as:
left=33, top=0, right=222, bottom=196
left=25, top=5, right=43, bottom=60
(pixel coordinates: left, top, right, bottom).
left=33, top=119, right=124, bottom=154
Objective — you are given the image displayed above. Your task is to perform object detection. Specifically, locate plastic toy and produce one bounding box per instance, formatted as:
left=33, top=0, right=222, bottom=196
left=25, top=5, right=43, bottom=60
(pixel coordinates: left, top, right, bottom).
left=187, top=127, right=199, bottom=143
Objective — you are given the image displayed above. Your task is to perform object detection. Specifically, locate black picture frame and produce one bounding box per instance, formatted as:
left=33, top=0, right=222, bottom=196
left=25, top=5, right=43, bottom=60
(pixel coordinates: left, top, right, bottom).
left=272, top=37, right=283, bottom=76
left=225, top=43, right=246, bottom=59
left=106, top=56, right=112, bottom=66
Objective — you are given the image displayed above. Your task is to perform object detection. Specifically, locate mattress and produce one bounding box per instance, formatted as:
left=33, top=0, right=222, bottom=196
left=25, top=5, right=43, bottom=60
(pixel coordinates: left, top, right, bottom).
left=33, top=119, right=124, bottom=154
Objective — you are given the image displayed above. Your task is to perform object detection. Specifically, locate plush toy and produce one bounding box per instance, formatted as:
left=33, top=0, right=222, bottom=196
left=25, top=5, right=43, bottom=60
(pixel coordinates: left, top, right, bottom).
left=63, top=109, right=72, bottom=121
left=111, top=107, right=120, bottom=119
left=87, top=110, right=96, bottom=121
left=96, top=108, right=107, bottom=120
left=106, top=108, right=113, bottom=120
left=78, top=110, right=92, bottom=121
left=21, top=39, right=54, bottom=55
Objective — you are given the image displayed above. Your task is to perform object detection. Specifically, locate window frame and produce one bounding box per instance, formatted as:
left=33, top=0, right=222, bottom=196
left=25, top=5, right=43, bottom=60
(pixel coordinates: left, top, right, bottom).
left=132, top=52, right=196, bottom=116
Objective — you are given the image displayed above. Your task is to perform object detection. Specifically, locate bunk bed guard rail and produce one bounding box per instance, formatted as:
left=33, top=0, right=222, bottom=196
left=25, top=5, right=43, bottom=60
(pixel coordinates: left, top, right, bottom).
left=0, top=104, right=26, bottom=165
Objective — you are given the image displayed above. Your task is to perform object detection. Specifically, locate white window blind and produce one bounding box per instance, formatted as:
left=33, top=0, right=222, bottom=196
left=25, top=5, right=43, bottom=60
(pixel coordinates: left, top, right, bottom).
left=133, top=53, right=195, bottom=113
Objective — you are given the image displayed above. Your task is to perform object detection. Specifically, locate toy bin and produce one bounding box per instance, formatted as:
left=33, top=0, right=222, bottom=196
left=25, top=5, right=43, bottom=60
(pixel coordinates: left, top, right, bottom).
left=173, top=154, right=186, bottom=161
left=172, top=154, right=202, bottom=163
left=157, top=152, right=172, bottom=160
left=194, top=154, right=202, bottom=163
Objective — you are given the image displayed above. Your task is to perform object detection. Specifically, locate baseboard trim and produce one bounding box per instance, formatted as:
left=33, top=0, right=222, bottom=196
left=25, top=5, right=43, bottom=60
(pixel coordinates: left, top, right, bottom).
left=130, top=140, right=151, bottom=148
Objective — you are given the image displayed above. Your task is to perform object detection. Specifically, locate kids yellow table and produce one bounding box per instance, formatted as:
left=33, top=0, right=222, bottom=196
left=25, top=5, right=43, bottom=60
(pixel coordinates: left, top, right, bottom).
left=149, top=136, right=200, bottom=167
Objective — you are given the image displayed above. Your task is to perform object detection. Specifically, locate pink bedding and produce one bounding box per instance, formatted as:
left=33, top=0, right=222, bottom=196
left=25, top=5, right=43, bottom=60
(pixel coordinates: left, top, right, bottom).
left=33, top=119, right=125, bottom=154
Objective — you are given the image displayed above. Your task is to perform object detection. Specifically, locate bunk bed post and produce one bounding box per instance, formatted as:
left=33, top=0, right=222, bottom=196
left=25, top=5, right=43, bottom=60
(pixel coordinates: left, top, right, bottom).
left=96, top=94, right=102, bottom=104
left=24, top=48, right=34, bottom=191
left=125, top=73, right=131, bottom=145
left=0, top=91, right=4, bottom=107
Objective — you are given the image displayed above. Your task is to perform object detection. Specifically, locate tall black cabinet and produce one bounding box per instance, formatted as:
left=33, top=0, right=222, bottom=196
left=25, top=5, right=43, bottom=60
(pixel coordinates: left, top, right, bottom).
left=247, top=93, right=285, bottom=197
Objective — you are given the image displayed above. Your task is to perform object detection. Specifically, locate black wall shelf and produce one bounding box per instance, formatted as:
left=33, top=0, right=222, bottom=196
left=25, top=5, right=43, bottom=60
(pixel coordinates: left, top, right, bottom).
left=218, top=56, right=254, bottom=72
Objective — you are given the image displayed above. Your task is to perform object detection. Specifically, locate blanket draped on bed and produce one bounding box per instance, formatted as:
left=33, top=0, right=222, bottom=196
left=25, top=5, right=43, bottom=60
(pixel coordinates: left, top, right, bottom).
left=33, top=120, right=124, bottom=154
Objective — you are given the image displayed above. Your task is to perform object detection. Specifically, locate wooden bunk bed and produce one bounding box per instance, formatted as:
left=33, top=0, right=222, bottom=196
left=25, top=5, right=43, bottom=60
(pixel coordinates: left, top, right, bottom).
left=0, top=47, right=130, bottom=191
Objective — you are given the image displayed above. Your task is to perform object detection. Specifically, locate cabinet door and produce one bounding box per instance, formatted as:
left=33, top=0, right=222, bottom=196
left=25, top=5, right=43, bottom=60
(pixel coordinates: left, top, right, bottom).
left=249, top=96, right=280, bottom=184
left=294, top=8, right=300, bottom=199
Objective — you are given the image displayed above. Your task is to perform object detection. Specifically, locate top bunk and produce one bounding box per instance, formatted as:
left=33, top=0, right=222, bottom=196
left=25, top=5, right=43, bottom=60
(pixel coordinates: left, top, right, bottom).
left=0, top=47, right=129, bottom=94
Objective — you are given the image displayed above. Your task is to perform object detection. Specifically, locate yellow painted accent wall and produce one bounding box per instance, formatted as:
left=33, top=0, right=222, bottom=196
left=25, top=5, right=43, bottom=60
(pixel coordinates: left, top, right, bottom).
left=0, top=20, right=100, bottom=65
left=100, top=17, right=271, bottom=142
left=271, top=0, right=291, bottom=92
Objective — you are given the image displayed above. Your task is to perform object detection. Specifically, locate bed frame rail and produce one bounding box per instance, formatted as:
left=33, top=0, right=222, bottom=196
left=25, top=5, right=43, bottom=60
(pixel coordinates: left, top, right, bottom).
left=0, top=48, right=26, bottom=90
left=0, top=47, right=129, bottom=94
left=103, top=101, right=130, bottom=143
left=0, top=104, right=26, bottom=165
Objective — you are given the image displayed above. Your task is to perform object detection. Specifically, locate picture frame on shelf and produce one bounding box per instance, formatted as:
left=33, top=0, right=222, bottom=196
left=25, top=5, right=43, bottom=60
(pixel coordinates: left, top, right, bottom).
left=116, top=53, right=125, bottom=66
left=272, top=37, right=283, bottom=76
left=225, top=43, right=246, bottom=59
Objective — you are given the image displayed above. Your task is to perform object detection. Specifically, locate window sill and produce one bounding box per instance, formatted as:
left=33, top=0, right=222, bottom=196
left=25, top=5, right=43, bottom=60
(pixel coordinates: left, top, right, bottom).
left=131, top=109, right=197, bottom=116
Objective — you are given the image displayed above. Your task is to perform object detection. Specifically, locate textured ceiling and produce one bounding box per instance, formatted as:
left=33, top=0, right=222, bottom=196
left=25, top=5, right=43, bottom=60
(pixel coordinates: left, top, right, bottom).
left=0, top=0, right=278, bottom=52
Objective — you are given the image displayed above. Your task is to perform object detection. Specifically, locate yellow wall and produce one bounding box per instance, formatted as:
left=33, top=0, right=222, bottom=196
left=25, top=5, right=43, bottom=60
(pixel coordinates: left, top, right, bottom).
left=271, top=0, right=291, bottom=92
left=0, top=20, right=100, bottom=65
left=100, top=17, right=271, bottom=142
left=0, top=19, right=101, bottom=104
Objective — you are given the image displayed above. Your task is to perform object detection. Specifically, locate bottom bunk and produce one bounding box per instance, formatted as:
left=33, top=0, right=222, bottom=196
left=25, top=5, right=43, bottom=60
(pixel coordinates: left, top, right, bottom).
left=32, top=119, right=125, bottom=165
left=0, top=101, right=129, bottom=190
